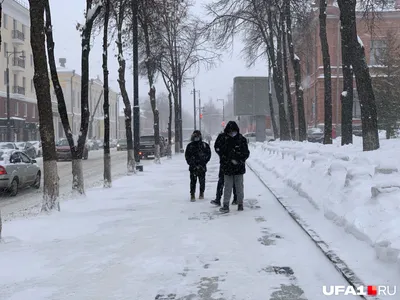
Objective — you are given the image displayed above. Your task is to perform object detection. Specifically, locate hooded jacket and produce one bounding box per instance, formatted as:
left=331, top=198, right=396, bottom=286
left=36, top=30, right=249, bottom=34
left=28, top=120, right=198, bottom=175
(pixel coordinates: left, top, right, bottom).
left=217, top=121, right=250, bottom=175
left=185, top=130, right=211, bottom=172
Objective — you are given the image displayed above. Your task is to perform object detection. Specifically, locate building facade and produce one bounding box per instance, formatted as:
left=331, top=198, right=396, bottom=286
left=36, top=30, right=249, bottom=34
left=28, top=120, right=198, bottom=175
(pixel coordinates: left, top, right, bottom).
left=0, top=0, right=38, bottom=142
left=293, top=0, right=400, bottom=131
left=52, top=59, right=119, bottom=141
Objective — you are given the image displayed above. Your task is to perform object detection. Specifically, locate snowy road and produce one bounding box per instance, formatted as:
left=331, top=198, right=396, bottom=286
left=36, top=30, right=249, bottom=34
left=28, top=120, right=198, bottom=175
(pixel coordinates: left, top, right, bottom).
left=0, top=153, right=361, bottom=299
left=0, top=149, right=155, bottom=220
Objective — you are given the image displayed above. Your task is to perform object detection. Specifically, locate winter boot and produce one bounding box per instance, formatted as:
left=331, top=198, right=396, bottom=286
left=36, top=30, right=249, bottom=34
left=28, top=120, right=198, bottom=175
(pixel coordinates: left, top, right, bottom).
left=199, top=192, right=204, bottom=199
left=190, top=194, right=196, bottom=202
left=238, top=204, right=244, bottom=211
left=219, top=204, right=229, bottom=213
left=232, top=199, right=238, bottom=205
left=210, top=199, right=221, bottom=206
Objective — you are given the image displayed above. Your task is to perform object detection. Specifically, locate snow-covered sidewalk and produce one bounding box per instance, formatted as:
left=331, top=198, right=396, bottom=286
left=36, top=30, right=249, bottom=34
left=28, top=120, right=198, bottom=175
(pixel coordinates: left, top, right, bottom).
left=1, top=153, right=360, bottom=300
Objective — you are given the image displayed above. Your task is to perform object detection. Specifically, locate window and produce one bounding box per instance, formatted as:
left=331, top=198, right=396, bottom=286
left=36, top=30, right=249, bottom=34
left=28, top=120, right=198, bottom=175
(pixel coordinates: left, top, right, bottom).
left=15, top=102, right=18, bottom=116
left=13, top=19, right=17, bottom=30
left=22, top=24, right=25, bottom=36
left=22, top=77, right=26, bottom=89
left=31, top=79, right=34, bottom=92
left=3, top=14, right=7, bottom=29
left=20, top=152, right=31, bottom=163
left=30, top=54, right=33, bottom=66
left=4, top=101, right=6, bottom=114
left=24, top=103, right=27, bottom=116
left=32, top=106, right=35, bottom=118
left=13, top=73, right=17, bottom=87
left=3, top=42, right=7, bottom=57
left=3, top=70, right=7, bottom=85
left=353, top=89, right=361, bottom=119
left=370, top=40, right=386, bottom=65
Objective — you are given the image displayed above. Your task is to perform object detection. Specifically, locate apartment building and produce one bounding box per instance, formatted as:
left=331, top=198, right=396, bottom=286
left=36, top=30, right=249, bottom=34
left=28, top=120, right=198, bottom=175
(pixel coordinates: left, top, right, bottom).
left=52, top=58, right=119, bottom=141
left=0, top=0, right=38, bottom=141
left=292, top=0, right=400, bottom=130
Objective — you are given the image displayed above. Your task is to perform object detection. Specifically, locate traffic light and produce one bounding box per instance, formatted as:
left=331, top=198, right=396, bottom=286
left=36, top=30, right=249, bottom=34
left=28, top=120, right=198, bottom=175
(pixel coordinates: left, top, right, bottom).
left=200, top=113, right=203, bottom=119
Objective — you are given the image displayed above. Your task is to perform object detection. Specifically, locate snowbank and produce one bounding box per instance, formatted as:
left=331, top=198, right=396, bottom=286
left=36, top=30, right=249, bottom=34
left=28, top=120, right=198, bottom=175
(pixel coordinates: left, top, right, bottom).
left=248, top=137, right=400, bottom=267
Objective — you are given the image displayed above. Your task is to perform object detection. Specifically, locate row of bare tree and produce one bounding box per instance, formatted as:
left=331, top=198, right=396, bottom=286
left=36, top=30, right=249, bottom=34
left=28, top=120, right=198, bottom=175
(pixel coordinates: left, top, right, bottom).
left=203, top=0, right=396, bottom=151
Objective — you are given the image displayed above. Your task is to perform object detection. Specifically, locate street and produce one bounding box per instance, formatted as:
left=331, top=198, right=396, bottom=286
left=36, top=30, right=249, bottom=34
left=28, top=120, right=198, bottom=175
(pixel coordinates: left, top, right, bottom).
left=0, top=149, right=155, bottom=221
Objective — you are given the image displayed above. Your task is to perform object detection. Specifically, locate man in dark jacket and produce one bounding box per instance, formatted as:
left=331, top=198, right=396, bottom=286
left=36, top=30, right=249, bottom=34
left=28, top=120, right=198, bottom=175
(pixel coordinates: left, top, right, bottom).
left=185, top=130, right=211, bottom=201
left=218, top=121, right=250, bottom=213
left=210, top=131, right=237, bottom=206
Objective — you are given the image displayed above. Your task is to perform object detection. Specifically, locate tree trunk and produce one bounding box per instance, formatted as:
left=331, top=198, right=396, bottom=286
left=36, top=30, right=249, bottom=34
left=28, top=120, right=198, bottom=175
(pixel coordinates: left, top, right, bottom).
left=268, top=61, right=279, bottom=139
left=339, top=7, right=354, bottom=145
left=267, top=10, right=290, bottom=140
left=282, top=17, right=295, bottom=139
left=149, top=87, right=160, bottom=163
left=319, top=0, right=333, bottom=144
left=284, top=0, right=307, bottom=141
left=338, top=0, right=380, bottom=151
left=167, top=89, right=173, bottom=158
left=116, top=4, right=135, bottom=173
left=103, top=0, right=111, bottom=187
left=29, top=0, right=59, bottom=211
left=173, top=83, right=180, bottom=152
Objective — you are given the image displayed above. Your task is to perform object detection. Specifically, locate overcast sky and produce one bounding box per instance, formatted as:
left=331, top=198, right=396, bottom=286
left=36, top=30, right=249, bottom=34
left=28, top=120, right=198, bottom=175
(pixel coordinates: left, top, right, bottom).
left=49, top=0, right=267, bottom=116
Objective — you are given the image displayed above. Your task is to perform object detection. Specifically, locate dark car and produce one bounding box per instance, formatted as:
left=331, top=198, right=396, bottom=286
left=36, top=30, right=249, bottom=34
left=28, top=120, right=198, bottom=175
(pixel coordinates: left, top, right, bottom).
left=56, top=139, right=89, bottom=160
left=16, top=142, right=37, bottom=159
left=307, top=128, right=324, bottom=143
left=353, top=124, right=362, bottom=137
left=139, top=135, right=167, bottom=159
left=116, top=139, right=128, bottom=151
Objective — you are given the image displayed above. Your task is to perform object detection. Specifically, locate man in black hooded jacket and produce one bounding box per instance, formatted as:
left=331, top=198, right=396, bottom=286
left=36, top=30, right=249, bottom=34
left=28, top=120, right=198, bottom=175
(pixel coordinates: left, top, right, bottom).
left=218, top=121, right=250, bottom=213
left=211, top=131, right=238, bottom=206
left=185, top=130, right=211, bottom=201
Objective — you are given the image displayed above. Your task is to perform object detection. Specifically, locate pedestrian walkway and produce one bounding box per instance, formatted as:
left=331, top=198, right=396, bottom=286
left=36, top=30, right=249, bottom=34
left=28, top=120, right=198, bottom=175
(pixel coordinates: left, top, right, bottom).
left=0, top=153, right=358, bottom=300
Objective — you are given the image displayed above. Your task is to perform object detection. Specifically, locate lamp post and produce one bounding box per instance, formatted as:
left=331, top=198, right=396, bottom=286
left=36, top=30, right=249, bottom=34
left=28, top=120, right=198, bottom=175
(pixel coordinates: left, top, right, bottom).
left=6, top=51, right=25, bottom=141
left=217, top=98, right=225, bottom=127
left=116, top=93, right=120, bottom=139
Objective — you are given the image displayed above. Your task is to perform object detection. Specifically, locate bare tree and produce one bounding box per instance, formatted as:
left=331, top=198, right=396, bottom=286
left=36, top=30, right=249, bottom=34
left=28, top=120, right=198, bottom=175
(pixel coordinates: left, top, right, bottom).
left=103, top=0, right=112, bottom=186
left=138, top=0, right=161, bottom=163
left=337, top=0, right=380, bottom=151
left=319, top=0, right=332, bottom=144
left=45, top=0, right=102, bottom=194
left=29, top=0, right=59, bottom=211
left=111, top=0, right=135, bottom=172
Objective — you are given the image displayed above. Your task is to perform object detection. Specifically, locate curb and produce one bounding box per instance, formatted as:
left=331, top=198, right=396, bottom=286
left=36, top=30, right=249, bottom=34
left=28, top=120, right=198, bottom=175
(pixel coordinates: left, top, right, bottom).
left=247, top=161, right=380, bottom=300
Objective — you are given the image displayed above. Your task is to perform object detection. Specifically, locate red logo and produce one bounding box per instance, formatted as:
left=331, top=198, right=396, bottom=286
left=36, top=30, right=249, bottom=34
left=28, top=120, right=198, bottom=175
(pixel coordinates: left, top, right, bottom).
left=368, top=286, right=377, bottom=296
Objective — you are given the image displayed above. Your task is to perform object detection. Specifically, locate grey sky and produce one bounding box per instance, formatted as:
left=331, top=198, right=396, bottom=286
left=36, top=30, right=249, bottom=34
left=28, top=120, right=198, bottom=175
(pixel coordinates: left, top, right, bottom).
left=50, top=0, right=267, bottom=116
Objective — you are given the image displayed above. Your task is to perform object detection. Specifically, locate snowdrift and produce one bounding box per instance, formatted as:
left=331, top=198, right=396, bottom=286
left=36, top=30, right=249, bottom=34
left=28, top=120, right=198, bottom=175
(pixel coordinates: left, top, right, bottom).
left=248, top=137, right=400, bottom=268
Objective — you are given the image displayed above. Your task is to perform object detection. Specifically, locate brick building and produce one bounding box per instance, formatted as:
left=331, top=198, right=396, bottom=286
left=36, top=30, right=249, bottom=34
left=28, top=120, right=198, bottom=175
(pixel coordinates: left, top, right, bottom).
left=292, top=0, right=400, bottom=131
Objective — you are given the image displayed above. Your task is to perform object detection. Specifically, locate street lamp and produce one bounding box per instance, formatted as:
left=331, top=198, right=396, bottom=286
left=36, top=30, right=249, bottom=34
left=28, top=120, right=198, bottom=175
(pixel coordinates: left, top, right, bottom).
left=217, top=98, right=225, bottom=126
left=186, top=77, right=197, bottom=130
left=6, top=51, right=25, bottom=142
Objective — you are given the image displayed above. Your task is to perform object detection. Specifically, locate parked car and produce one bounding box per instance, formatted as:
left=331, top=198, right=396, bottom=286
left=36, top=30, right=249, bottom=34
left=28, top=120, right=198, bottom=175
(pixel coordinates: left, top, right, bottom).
left=353, top=124, right=362, bottom=137
left=116, top=139, right=128, bottom=151
left=56, top=138, right=89, bottom=160
left=96, top=140, right=104, bottom=148
left=87, top=139, right=100, bottom=150
left=0, top=149, right=41, bottom=196
left=139, top=135, right=167, bottom=159
left=0, top=142, right=19, bottom=150
left=110, top=139, right=117, bottom=148
left=307, top=128, right=324, bottom=143
left=29, top=141, right=42, bottom=157
left=16, top=142, right=37, bottom=159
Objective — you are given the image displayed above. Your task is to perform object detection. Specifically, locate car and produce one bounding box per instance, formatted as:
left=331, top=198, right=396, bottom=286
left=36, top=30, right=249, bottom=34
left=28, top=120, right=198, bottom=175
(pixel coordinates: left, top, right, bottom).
left=0, top=142, right=19, bottom=150
left=29, top=141, right=42, bottom=157
left=56, top=138, right=89, bottom=161
left=0, top=149, right=41, bottom=196
left=116, top=139, right=128, bottom=151
left=16, top=142, right=37, bottom=159
left=139, top=135, right=167, bottom=159
left=353, top=124, right=362, bottom=137
left=307, top=128, right=324, bottom=143
left=87, top=139, right=100, bottom=150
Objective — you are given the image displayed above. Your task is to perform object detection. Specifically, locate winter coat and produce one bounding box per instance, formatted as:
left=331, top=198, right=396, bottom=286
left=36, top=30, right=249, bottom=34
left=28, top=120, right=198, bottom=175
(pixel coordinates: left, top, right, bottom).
left=218, top=121, right=250, bottom=175
left=185, top=138, right=211, bottom=172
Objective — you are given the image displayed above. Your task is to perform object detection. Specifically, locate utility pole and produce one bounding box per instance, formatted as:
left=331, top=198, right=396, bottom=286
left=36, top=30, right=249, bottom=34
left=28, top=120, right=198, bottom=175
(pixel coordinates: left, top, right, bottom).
left=191, top=80, right=196, bottom=130
left=217, top=98, right=225, bottom=126
left=132, top=0, right=142, bottom=170
left=198, top=90, right=201, bottom=132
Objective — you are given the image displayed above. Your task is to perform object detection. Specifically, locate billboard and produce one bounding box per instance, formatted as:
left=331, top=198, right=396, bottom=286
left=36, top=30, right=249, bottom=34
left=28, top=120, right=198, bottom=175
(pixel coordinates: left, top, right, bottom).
left=233, top=76, right=273, bottom=116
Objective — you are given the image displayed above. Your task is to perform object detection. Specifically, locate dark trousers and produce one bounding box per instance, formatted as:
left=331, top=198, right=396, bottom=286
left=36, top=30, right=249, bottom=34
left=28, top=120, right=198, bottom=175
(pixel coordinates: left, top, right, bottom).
left=216, top=166, right=237, bottom=201
left=190, top=169, right=206, bottom=195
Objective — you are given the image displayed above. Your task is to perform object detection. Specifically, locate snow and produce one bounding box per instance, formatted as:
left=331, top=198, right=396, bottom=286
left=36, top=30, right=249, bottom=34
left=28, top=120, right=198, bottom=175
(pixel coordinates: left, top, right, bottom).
left=294, top=54, right=300, bottom=61
left=341, top=91, right=347, bottom=96
left=248, top=137, right=400, bottom=271
left=86, top=3, right=101, bottom=22
left=357, top=35, right=364, bottom=48
left=0, top=152, right=369, bottom=299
